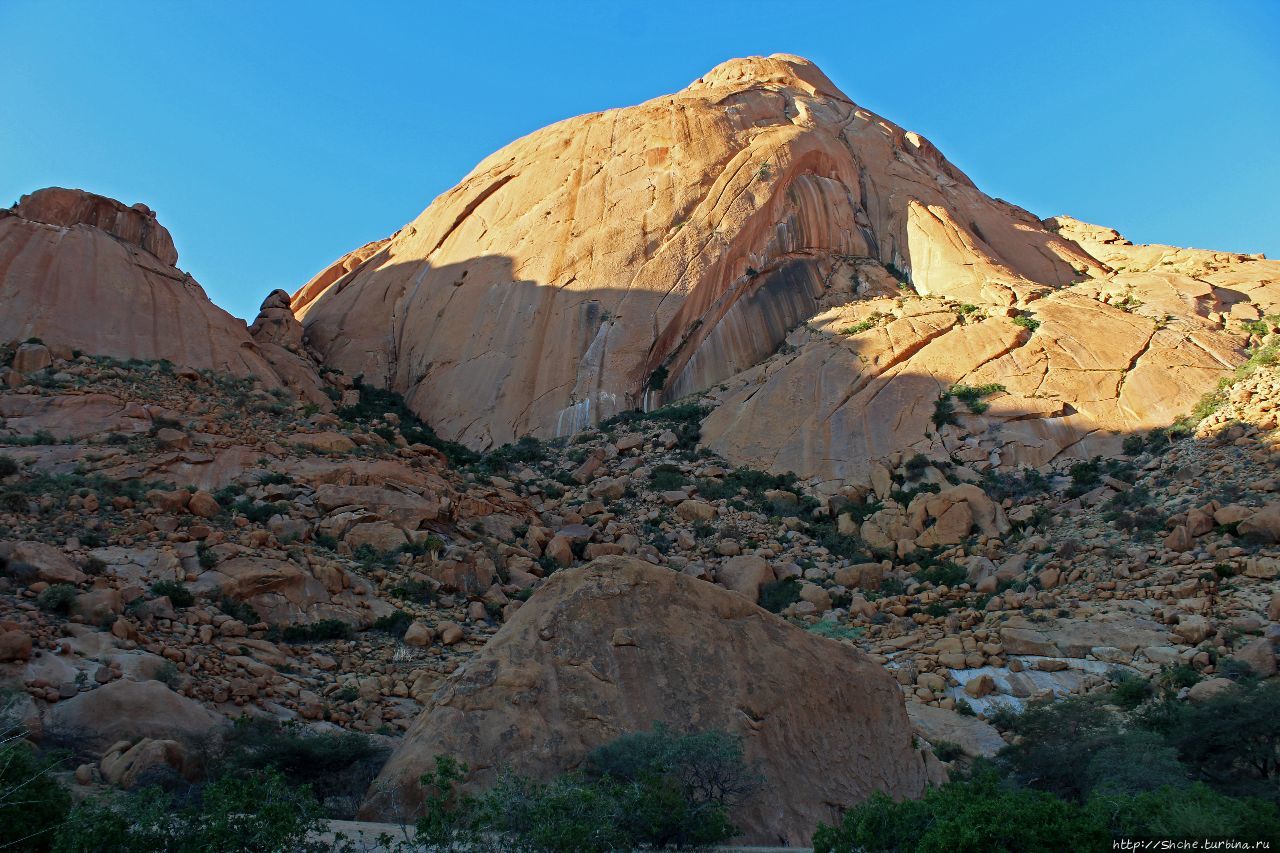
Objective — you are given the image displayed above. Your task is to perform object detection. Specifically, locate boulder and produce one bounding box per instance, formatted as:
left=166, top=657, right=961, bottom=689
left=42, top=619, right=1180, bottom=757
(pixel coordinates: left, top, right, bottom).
left=48, top=679, right=226, bottom=752
left=403, top=621, right=435, bottom=648
left=906, top=703, right=1005, bottom=758
left=290, top=432, right=357, bottom=453
left=675, top=500, right=716, bottom=522
left=1239, top=505, right=1280, bottom=543
left=12, top=342, right=52, bottom=373
left=100, top=738, right=193, bottom=789
left=1173, top=615, right=1212, bottom=645
left=5, top=541, right=85, bottom=585
left=716, top=555, right=775, bottom=602
left=0, top=628, right=33, bottom=662
left=186, top=490, right=221, bottom=519
left=361, top=556, right=928, bottom=845
left=1232, top=639, right=1277, bottom=678
left=344, top=521, right=407, bottom=552
left=1187, top=677, right=1235, bottom=703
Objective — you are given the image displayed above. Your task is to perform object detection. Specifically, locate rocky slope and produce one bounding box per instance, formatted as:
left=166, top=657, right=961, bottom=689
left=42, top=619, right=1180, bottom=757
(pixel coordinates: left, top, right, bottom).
left=2, top=308, right=1278, bottom=840
left=292, top=54, right=1278, bottom=496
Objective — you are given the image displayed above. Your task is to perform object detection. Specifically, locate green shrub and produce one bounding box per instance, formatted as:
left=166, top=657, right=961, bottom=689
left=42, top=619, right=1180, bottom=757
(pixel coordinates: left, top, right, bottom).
left=1059, top=455, right=1131, bottom=494
left=980, top=466, right=1049, bottom=501
left=150, top=579, right=193, bottom=608
left=154, top=662, right=180, bottom=687
left=1, top=731, right=72, bottom=851
left=600, top=403, right=708, bottom=431
left=479, top=772, right=628, bottom=853
left=932, top=740, right=965, bottom=762
left=471, top=435, right=546, bottom=477
left=1121, top=433, right=1146, bottom=455
left=931, top=394, right=957, bottom=427
left=415, top=755, right=482, bottom=849
left=649, top=464, right=689, bottom=491
left=0, top=491, right=26, bottom=513
left=696, top=467, right=797, bottom=510
left=230, top=497, right=288, bottom=524
left=916, top=561, right=966, bottom=589
left=841, top=311, right=890, bottom=335
left=215, top=718, right=387, bottom=818
left=418, top=727, right=755, bottom=852
left=280, top=619, right=352, bottom=643
left=196, top=543, right=218, bottom=569
left=337, top=378, right=478, bottom=466
left=1107, top=672, right=1152, bottom=709
left=814, top=770, right=1108, bottom=853
left=949, top=382, right=1005, bottom=414
left=997, top=697, right=1122, bottom=801
left=36, top=584, right=77, bottom=614
left=999, top=697, right=1193, bottom=803
left=0, top=455, right=17, bottom=477
left=389, top=579, right=435, bottom=604
left=371, top=610, right=413, bottom=638
left=806, top=620, right=865, bottom=641
left=1091, top=783, right=1280, bottom=841
left=758, top=578, right=801, bottom=613
left=401, top=535, right=445, bottom=557
left=218, top=597, right=259, bottom=625
left=903, top=452, right=930, bottom=479
left=1012, top=314, right=1041, bottom=332
left=1188, top=337, right=1280, bottom=423
left=1163, top=679, right=1280, bottom=798
left=53, top=768, right=324, bottom=852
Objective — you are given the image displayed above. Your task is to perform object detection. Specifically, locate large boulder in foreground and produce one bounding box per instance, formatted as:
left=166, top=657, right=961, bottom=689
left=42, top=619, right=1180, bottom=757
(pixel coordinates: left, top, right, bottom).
left=361, top=556, right=928, bottom=845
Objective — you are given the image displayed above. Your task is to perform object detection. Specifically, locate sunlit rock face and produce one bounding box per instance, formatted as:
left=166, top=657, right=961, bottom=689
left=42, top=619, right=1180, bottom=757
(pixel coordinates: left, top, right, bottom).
left=293, top=55, right=1280, bottom=486
left=0, top=187, right=282, bottom=380
left=293, top=54, right=1099, bottom=451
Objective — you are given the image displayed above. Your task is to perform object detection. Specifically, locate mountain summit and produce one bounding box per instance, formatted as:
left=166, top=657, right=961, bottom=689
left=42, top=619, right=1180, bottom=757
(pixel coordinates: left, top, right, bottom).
left=291, top=55, right=1109, bottom=451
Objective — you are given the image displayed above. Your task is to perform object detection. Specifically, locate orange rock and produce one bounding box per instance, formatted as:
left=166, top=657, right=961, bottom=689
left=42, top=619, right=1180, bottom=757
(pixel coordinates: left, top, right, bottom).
left=361, top=557, right=927, bottom=845
left=0, top=188, right=293, bottom=381
left=295, top=55, right=1096, bottom=450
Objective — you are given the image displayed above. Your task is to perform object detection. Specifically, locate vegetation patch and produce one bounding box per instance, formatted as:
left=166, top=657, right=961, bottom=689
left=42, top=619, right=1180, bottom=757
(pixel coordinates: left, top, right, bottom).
left=278, top=619, right=352, bottom=644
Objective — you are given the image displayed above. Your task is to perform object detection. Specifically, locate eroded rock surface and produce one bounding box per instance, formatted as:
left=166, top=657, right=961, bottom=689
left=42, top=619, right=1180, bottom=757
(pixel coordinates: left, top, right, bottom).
left=294, top=54, right=1098, bottom=451
left=363, top=555, right=928, bottom=846
left=0, top=188, right=303, bottom=386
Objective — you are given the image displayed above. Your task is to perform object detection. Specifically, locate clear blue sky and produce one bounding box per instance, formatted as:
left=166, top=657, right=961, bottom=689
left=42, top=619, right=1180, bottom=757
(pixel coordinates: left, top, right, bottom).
left=3, top=0, right=1277, bottom=320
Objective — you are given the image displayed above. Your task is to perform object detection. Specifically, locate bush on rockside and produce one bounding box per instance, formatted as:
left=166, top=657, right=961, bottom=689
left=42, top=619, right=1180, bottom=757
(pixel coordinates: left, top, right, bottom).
left=415, top=725, right=758, bottom=852
left=817, top=680, right=1280, bottom=851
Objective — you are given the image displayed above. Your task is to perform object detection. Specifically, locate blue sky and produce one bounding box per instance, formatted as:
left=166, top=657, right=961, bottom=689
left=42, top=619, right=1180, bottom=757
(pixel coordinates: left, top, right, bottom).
left=2, top=1, right=1277, bottom=320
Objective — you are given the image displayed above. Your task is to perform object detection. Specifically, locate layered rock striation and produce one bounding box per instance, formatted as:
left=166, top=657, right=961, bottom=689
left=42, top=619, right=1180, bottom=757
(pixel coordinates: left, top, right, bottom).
left=0, top=188, right=294, bottom=384
left=293, top=54, right=1101, bottom=451
left=293, top=54, right=1280, bottom=490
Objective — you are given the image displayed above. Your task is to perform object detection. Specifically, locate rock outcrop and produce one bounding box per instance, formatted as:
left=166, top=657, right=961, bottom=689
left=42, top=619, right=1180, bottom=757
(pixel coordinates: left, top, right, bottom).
left=0, top=188, right=299, bottom=385
left=292, top=55, right=1279, bottom=491
left=362, top=556, right=928, bottom=845
left=247, top=289, right=333, bottom=407
left=293, top=54, right=1100, bottom=451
